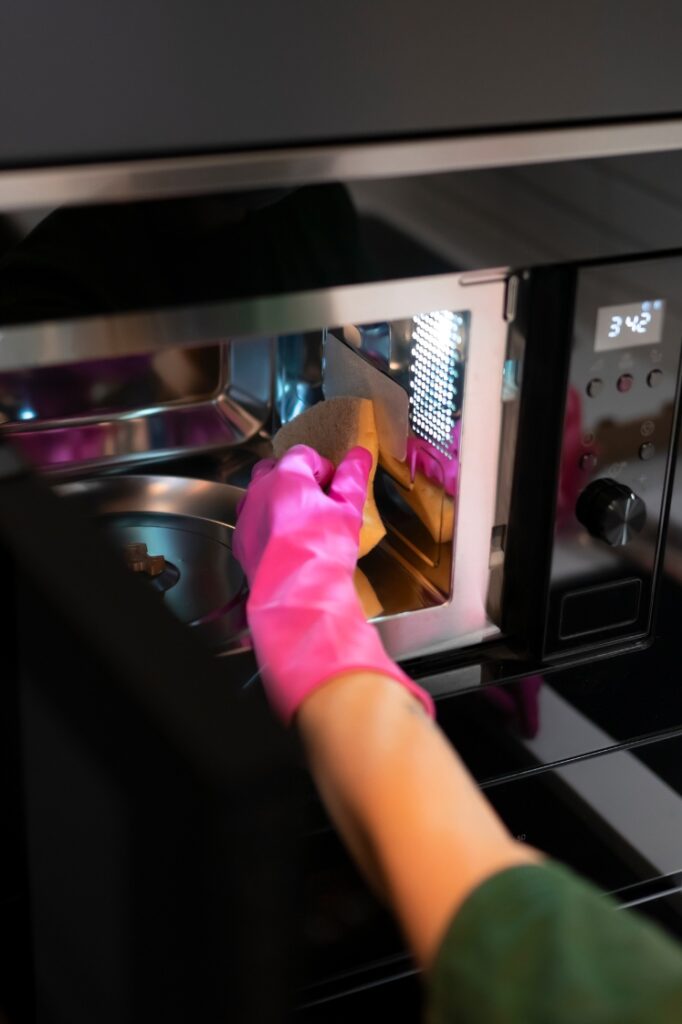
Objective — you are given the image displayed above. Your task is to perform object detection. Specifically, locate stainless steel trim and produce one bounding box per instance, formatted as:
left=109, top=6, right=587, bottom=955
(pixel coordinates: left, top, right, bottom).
left=2, top=394, right=265, bottom=478
left=505, top=276, right=519, bottom=322
left=3, top=118, right=682, bottom=210
left=375, top=273, right=509, bottom=660
left=487, top=313, right=526, bottom=623
left=459, top=267, right=510, bottom=286
left=0, top=272, right=509, bottom=372
left=1, top=343, right=268, bottom=473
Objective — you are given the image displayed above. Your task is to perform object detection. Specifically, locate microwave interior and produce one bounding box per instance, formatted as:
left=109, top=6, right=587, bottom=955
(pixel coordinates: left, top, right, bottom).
left=0, top=274, right=512, bottom=663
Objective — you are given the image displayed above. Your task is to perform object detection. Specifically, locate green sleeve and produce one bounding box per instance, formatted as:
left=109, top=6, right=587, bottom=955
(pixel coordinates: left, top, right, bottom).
left=428, top=863, right=682, bottom=1024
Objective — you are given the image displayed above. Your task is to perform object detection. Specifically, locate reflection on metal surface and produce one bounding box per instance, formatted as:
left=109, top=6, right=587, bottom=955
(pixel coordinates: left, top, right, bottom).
left=0, top=340, right=268, bottom=473
left=56, top=471, right=456, bottom=662
left=277, top=334, right=323, bottom=426
left=0, top=345, right=222, bottom=421
left=57, top=475, right=249, bottom=654
left=3, top=118, right=682, bottom=210
left=350, top=153, right=682, bottom=271
left=524, top=688, right=682, bottom=878
left=2, top=391, right=264, bottom=475
left=12, top=269, right=512, bottom=661
left=415, top=663, right=484, bottom=697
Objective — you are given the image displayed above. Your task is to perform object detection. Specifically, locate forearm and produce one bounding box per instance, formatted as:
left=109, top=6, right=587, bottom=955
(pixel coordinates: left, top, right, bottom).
left=297, top=671, right=540, bottom=968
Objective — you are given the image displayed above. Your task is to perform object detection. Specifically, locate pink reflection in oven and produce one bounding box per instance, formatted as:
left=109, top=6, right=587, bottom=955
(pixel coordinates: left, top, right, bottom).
left=407, top=418, right=461, bottom=496
left=9, top=403, right=229, bottom=468
left=485, top=674, right=543, bottom=739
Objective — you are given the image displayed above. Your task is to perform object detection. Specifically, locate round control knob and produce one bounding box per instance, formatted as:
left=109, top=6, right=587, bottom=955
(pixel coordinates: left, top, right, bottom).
left=575, top=478, right=646, bottom=547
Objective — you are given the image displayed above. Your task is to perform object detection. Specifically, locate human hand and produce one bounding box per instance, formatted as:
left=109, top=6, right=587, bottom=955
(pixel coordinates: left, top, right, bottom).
left=234, top=444, right=368, bottom=589
left=233, top=444, right=434, bottom=723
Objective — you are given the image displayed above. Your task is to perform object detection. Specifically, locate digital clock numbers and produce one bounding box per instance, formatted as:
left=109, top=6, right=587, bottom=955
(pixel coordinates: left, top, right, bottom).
left=595, top=299, right=665, bottom=352
left=608, top=309, right=652, bottom=338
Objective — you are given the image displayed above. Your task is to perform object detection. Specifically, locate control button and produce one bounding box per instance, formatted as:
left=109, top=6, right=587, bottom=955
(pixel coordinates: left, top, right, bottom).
left=639, top=442, right=656, bottom=461
left=617, top=373, right=634, bottom=393
left=647, top=369, right=663, bottom=388
left=579, top=452, right=597, bottom=471
left=575, top=478, right=646, bottom=547
left=586, top=377, right=603, bottom=397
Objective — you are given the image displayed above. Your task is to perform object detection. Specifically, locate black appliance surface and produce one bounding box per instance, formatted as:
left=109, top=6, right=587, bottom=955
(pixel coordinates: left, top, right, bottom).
left=9, top=149, right=682, bottom=326
left=2, top=5, right=682, bottom=167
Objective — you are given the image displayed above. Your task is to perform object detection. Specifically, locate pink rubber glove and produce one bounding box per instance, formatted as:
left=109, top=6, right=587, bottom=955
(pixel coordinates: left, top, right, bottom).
left=233, top=444, right=435, bottom=724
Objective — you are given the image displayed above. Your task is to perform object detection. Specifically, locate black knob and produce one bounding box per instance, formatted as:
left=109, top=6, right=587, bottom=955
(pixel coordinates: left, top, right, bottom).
left=575, top=478, right=646, bottom=547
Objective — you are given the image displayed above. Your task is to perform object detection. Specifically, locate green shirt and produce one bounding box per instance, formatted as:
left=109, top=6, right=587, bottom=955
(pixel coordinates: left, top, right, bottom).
left=429, top=864, right=682, bottom=1023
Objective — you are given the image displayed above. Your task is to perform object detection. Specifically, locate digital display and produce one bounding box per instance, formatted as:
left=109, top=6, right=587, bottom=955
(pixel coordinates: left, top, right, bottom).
left=595, top=299, right=665, bottom=351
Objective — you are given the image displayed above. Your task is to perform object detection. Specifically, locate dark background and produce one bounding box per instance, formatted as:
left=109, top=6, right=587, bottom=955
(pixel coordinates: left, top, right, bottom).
left=2, top=3, right=682, bottom=168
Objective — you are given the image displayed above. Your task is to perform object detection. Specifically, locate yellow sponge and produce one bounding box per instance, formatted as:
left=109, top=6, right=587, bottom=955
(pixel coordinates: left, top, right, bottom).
left=380, top=450, right=454, bottom=543
left=353, top=567, right=383, bottom=620
left=272, top=396, right=386, bottom=558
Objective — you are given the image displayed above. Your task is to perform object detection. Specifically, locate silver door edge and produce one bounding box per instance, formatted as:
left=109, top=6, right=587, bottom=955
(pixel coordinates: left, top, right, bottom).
left=2, top=118, right=682, bottom=211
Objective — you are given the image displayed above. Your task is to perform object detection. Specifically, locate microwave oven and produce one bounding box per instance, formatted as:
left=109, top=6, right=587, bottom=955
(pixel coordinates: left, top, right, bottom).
left=1, top=251, right=680, bottom=672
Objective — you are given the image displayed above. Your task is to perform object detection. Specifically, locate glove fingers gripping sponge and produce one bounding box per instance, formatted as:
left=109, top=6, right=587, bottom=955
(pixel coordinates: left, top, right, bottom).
left=272, top=396, right=386, bottom=557
left=272, top=397, right=386, bottom=617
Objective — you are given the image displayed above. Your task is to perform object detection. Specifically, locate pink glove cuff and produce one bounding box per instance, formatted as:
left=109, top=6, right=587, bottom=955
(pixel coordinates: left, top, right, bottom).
left=246, top=595, right=435, bottom=723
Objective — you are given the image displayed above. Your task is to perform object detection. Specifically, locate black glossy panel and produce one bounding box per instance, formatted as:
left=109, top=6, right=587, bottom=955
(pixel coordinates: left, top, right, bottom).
left=9, top=152, right=682, bottom=327
left=545, top=255, right=682, bottom=655
left=351, top=151, right=682, bottom=270
left=634, top=889, right=682, bottom=943
left=2, top=5, right=682, bottom=166
left=297, top=878, right=682, bottom=1018
left=298, top=732, right=682, bottom=998
left=559, top=579, right=642, bottom=638
left=433, top=587, right=682, bottom=782
left=298, top=970, right=422, bottom=1023
left=0, top=187, right=367, bottom=324
left=0, top=544, right=32, bottom=1024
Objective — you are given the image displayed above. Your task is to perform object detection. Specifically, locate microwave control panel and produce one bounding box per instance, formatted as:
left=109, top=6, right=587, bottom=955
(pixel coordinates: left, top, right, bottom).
left=545, top=255, right=682, bottom=655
